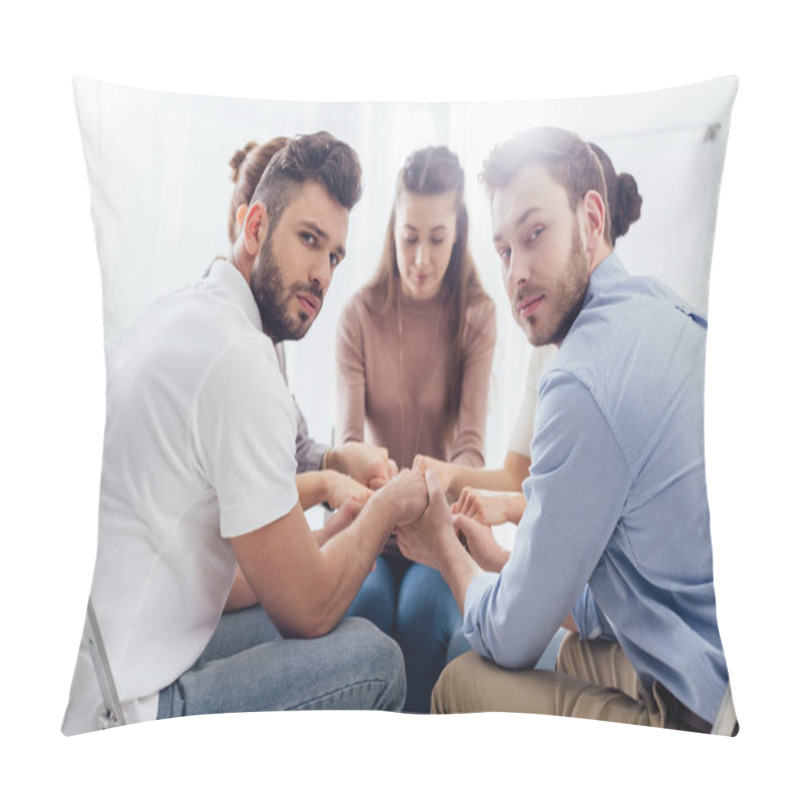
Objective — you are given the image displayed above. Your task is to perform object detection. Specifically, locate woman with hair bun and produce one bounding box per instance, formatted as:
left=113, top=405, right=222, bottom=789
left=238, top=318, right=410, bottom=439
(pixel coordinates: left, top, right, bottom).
left=336, top=145, right=496, bottom=712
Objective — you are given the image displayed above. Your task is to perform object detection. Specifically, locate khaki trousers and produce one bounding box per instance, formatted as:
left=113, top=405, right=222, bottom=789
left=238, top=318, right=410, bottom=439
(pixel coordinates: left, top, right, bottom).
left=431, top=632, right=681, bottom=730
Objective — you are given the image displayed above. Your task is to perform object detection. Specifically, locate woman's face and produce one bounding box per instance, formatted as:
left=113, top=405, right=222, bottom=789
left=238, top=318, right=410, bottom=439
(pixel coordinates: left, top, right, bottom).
left=394, top=190, right=458, bottom=300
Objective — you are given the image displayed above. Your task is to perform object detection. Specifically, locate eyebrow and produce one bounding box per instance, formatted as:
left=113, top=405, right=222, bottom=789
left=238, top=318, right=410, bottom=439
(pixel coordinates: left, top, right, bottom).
left=493, top=207, right=543, bottom=242
left=301, top=220, right=346, bottom=259
left=402, top=223, right=449, bottom=233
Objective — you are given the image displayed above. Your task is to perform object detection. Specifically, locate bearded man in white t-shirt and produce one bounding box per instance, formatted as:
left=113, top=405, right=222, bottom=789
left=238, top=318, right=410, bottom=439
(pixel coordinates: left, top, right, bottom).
left=63, top=132, right=427, bottom=734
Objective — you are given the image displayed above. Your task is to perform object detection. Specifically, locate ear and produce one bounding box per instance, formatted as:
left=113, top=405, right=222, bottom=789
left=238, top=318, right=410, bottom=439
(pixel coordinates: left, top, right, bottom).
left=582, top=190, right=606, bottom=243
left=242, top=202, right=269, bottom=256
left=235, top=203, right=248, bottom=235
left=580, top=190, right=606, bottom=264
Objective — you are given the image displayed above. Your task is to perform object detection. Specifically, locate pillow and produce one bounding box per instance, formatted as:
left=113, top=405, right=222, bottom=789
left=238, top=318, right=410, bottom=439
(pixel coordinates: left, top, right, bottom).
left=64, top=75, right=738, bottom=737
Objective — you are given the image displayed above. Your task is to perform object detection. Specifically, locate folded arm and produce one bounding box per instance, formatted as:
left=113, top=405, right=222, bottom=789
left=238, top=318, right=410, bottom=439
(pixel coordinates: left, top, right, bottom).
left=231, top=470, right=427, bottom=638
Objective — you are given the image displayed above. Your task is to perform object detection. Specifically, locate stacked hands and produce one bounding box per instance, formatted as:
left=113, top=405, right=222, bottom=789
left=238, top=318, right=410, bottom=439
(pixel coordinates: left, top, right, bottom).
left=322, top=443, right=512, bottom=575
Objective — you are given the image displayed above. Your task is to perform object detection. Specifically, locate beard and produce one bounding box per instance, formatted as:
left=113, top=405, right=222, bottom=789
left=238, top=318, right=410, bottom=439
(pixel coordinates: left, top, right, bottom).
left=250, top=231, right=323, bottom=342
left=517, top=221, right=590, bottom=347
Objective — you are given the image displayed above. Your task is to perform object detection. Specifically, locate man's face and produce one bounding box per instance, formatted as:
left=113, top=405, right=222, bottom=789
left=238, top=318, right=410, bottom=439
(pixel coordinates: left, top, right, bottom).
left=491, top=163, right=591, bottom=347
left=251, top=180, right=349, bottom=342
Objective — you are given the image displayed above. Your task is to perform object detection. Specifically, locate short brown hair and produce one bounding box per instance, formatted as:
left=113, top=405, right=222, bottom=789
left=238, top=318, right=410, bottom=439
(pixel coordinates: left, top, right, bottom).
left=251, top=131, right=362, bottom=233
left=481, top=127, right=611, bottom=242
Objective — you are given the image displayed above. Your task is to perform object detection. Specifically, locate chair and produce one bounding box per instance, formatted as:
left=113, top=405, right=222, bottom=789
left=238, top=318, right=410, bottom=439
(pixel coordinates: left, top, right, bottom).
left=84, top=599, right=126, bottom=729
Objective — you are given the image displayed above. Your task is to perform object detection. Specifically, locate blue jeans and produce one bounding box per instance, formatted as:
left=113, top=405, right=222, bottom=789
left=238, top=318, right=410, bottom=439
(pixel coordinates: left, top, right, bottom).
left=346, top=555, right=462, bottom=713
left=157, top=606, right=406, bottom=718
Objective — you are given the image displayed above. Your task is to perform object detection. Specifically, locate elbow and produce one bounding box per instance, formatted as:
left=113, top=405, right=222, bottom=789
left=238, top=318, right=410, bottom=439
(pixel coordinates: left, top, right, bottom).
left=270, top=605, right=339, bottom=641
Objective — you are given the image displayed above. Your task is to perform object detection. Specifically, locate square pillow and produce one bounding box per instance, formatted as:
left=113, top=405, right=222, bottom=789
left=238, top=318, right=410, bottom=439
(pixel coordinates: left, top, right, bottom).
left=64, top=75, right=738, bottom=736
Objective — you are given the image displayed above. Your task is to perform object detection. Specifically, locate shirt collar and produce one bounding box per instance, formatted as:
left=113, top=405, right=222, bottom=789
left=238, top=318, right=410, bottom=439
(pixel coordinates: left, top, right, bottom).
left=582, top=252, right=627, bottom=308
left=205, top=258, right=264, bottom=333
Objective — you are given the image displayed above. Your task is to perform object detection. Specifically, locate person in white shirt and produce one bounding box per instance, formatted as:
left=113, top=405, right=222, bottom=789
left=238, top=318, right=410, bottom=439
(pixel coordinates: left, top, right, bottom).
left=63, top=131, right=427, bottom=734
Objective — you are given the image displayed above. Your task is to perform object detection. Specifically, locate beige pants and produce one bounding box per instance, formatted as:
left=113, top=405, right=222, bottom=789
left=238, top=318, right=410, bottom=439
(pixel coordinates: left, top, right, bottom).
left=431, top=632, right=679, bottom=730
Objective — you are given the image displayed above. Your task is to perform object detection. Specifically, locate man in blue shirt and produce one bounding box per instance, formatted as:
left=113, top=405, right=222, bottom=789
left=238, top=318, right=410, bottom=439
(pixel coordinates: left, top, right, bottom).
left=397, top=127, right=730, bottom=732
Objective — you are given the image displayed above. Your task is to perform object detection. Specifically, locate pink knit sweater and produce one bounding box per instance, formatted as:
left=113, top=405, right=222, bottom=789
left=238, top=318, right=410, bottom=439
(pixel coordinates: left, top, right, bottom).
left=335, top=285, right=496, bottom=471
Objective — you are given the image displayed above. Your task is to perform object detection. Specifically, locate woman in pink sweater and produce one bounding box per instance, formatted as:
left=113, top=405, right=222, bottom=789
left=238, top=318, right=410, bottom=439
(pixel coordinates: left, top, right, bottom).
left=336, top=146, right=496, bottom=711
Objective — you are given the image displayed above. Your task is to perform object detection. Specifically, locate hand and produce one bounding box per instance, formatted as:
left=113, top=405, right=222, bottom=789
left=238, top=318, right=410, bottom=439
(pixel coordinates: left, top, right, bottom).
left=452, top=513, right=510, bottom=573
left=316, top=495, right=365, bottom=547
left=324, top=470, right=373, bottom=509
left=451, top=488, right=525, bottom=526
left=373, top=468, right=428, bottom=528
left=413, top=454, right=457, bottom=496
left=329, top=442, right=398, bottom=489
left=396, top=468, right=459, bottom=571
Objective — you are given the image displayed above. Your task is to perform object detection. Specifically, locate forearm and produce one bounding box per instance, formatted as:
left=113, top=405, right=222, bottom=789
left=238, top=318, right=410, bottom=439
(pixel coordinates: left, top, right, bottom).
left=437, top=543, right=482, bottom=615
left=445, top=453, right=530, bottom=497
left=300, top=494, right=400, bottom=633
left=502, top=493, right=527, bottom=526
left=295, top=471, right=331, bottom=510
left=233, top=502, right=392, bottom=640
left=447, top=464, right=518, bottom=496
left=224, top=567, right=259, bottom=611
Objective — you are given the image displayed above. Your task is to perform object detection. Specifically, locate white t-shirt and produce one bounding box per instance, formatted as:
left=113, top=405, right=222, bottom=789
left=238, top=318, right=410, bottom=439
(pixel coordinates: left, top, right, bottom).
left=62, top=261, right=299, bottom=734
left=507, top=345, right=557, bottom=457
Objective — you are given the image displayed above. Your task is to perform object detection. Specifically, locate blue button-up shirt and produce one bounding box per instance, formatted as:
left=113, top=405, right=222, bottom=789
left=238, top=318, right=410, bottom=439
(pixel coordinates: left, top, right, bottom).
left=463, top=254, right=728, bottom=724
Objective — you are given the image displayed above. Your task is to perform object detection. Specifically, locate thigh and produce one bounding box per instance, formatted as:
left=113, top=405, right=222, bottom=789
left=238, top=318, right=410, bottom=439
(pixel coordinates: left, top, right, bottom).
left=446, top=628, right=472, bottom=664
left=159, top=617, right=406, bottom=717
left=395, top=563, right=462, bottom=644
left=432, top=651, right=668, bottom=728
left=193, top=605, right=281, bottom=668
left=345, top=555, right=398, bottom=634
left=556, top=631, right=641, bottom=701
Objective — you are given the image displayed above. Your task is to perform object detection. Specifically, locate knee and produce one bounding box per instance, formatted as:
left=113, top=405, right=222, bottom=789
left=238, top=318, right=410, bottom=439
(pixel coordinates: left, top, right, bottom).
left=431, top=651, right=486, bottom=714
left=346, top=561, right=396, bottom=634
left=338, top=618, right=407, bottom=710
left=396, top=566, right=460, bottom=642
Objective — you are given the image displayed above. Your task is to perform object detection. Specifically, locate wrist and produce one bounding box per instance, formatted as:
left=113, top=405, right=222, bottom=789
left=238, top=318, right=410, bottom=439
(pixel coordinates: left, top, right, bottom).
left=326, top=447, right=345, bottom=474
left=439, top=540, right=479, bottom=613
left=508, top=493, right=527, bottom=525
left=321, top=469, right=336, bottom=500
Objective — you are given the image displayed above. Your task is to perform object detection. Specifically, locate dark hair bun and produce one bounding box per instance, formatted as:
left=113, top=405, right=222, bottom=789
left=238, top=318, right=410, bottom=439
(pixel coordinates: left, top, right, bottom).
left=228, top=141, right=259, bottom=183
left=612, top=172, right=643, bottom=239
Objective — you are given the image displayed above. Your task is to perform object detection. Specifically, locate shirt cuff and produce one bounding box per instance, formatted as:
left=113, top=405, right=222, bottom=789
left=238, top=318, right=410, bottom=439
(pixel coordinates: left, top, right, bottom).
left=462, top=571, right=500, bottom=656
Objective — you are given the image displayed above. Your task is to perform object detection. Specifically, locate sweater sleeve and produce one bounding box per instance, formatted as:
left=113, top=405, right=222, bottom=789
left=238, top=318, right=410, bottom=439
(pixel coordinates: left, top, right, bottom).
left=450, top=293, right=496, bottom=466
left=335, top=294, right=367, bottom=446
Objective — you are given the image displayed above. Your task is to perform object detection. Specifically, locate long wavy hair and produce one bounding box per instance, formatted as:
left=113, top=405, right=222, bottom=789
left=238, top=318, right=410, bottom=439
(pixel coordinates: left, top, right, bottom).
left=365, top=146, right=489, bottom=444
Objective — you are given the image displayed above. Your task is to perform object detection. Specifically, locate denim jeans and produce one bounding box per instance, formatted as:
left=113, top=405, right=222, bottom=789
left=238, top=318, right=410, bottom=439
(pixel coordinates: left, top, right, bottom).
left=157, top=606, right=406, bottom=718
left=346, top=555, right=462, bottom=713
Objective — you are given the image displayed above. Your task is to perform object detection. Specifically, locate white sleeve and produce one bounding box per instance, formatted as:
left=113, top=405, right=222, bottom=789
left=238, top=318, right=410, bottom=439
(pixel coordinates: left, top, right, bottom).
left=507, top=345, right=557, bottom=456
left=195, top=335, right=299, bottom=539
